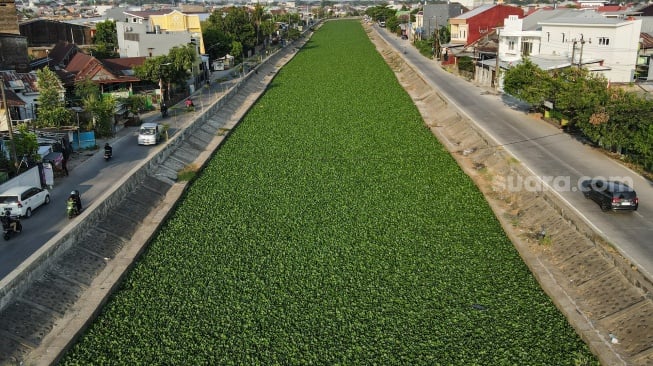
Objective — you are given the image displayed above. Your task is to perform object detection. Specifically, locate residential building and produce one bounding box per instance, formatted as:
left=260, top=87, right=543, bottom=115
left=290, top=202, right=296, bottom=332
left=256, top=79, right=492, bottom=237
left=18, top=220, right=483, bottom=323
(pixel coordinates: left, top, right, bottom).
left=538, top=11, right=642, bottom=82
left=56, top=52, right=145, bottom=95
left=116, top=9, right=205, bottom=57
left=19, top=19, right=93, bottom=47
left=0, top=70, right=39, bottom=128
left=637, top=33, right=653, bottom=80
left=450, top=5, right=523, bottom=47
left=455, top=0, right=495, bottom=10
left=149, top=10, right=205, bottom=54
left=481, top=9, right=643, bottom=90
left=116, top=21, right=196, bottom=58
left=0, top=33, right=29, bottom=72
left=115, top=9, right=207, bottom=92
left=498, top=9, right=573, bottom=64
left=0, top=0, right=19, bottom=34
left=415, top=3, right=466, bottom=40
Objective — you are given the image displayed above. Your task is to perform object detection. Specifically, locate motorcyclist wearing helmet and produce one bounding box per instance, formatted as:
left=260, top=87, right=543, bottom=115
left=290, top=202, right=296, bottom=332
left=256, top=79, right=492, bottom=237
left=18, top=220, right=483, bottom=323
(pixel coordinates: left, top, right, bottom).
left=160, top=102, right=168, bottom=117
left=1, top=209, right=18, bottom=232
left=104, top=142, right=113, bottom=157
left=68, top=191, right=82, bottom=213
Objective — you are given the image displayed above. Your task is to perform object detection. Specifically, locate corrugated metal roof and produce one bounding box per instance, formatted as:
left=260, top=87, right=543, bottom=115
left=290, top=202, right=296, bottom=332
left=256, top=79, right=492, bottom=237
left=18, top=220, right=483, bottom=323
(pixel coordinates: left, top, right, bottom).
left=122, top=10, right=173, bottom=19
left=640, top=32, right=653, bottom=49
left=0, top=71, right=39, bottom=94
left=522, top=8, right=577, bottom=31
left=539, top=11, right=626, bottom=25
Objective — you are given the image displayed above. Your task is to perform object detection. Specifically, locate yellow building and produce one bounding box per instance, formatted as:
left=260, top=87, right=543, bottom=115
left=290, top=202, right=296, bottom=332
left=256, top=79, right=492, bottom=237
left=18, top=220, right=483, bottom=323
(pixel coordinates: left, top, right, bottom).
left=149, top=10, right=205, bottom=54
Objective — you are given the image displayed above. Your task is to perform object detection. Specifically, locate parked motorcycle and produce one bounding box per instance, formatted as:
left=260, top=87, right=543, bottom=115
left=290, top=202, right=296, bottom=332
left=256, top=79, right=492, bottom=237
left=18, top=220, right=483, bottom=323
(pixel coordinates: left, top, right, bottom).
left=1, top=210, right=22, bottom=241
left=67, top=190, right=82, bottom=218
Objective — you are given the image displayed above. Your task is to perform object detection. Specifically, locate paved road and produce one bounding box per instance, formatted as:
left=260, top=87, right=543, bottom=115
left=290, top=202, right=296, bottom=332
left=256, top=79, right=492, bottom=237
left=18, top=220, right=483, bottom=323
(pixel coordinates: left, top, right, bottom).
left=0, top=69, right=240, bottom=281
left=379, top=28, right=653, bottom=281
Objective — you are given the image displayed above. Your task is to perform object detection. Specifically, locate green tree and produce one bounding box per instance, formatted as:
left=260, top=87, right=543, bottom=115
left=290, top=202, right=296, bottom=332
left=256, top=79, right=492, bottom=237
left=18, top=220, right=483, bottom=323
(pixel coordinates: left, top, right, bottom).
left=438, top=25, right=450, bottom=45
left=632, top=120, right=653, bottom=170
left=122, top=94, right=148, bottom=115
left=134, top=56, right=177, bottom=100
left=581, top=88, right=652, bottom=154
left=168, top=44, right=197, bottom=86
left=364, top=4, right=396, bottom=22
left=222, top=7, right=256, bottom=52
left=36, top=68, right=72, bottom=128
left=75, top=78, right=115, bottom=137
left=75, top=77, right=101, bottom=102
left=260, top=19, right=276, bottom=47
left=503, top=58, right=552, bottom=107
left=551, top=67, right=608, bottom=128
left=202, top=21, right=231, bottom=61
left=231, top=41, right=243, bottom=63
left=14, top=124, right=39, bottom=163
left=92, top=20, right=118, bottom=59
left=457, top=56, right=474, bottom=74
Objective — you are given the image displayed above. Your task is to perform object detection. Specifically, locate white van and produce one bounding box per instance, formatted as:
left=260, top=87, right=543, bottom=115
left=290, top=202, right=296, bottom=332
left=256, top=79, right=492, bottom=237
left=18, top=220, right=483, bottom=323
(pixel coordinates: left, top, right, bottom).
left=138, top=123, right=163, bottom=145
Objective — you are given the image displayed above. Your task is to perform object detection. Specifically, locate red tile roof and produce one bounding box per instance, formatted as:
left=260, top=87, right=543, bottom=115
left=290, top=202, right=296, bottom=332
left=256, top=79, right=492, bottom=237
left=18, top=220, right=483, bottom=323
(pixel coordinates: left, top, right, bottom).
left=63, top=53, right=141, bottom=85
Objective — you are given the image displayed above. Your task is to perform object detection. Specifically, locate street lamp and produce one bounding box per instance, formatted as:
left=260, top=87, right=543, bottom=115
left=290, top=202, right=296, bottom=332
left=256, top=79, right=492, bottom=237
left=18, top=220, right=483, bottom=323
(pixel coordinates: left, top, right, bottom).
left=159, top=62, right=172, bottom=102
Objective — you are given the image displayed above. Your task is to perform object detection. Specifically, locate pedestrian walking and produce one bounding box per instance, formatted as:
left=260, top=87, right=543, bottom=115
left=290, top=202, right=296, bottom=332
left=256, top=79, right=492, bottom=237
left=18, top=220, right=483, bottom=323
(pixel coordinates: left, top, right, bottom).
left=61, top=141, right=70, bottom=176
left=62, top=157, right=69, bottom=176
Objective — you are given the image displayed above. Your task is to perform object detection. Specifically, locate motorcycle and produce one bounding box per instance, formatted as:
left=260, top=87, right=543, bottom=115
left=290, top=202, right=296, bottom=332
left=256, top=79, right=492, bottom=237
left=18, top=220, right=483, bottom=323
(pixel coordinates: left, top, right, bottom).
left=104, top=146, right=112, bottom=161
left=1, top=212, right=22, bottom=241
left=161, top=104, right=168, bottom=118
left=67, top=190, right=82, bottom=218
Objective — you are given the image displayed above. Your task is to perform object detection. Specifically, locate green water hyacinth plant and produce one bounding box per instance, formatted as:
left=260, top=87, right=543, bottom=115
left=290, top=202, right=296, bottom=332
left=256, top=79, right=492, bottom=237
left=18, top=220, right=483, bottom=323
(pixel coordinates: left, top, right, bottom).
left=61, top=20, right=598, bottom=366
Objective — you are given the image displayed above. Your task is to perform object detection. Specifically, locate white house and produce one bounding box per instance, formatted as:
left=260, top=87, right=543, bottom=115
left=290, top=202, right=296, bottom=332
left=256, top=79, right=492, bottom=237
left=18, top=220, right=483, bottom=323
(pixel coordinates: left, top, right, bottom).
left=493, top=9, right=642, bottom=88
left=538, top=11, right=642, bottom=82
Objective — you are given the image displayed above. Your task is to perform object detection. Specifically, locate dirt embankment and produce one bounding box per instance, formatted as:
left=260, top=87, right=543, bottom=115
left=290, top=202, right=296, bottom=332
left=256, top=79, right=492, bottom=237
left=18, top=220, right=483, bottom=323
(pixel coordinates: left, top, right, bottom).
left=365, top=25, right=653, bottom=366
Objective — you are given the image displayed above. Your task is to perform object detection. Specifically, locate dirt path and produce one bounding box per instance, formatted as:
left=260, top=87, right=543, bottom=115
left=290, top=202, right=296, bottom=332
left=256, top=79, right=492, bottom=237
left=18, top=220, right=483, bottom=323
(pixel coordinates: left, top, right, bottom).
left=365, top=24, right=653, bottom=366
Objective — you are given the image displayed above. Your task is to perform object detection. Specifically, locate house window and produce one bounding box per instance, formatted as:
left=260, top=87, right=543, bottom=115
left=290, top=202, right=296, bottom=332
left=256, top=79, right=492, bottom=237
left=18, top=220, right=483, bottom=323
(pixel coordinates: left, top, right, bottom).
left=547, top=32, right=550, bottom=42
left=562, top=33, right=565, bottom=43
left=599, top=37, right=610, bottom=46
left=522, top=41, right=533, bottom=56
left=508, top=40, right=515, bottom=51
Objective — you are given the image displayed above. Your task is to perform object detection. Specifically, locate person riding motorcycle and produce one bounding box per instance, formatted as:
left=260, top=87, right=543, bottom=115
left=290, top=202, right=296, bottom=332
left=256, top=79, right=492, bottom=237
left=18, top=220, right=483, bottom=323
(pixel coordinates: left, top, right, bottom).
left=160, top=102, right=168, bottom=117
left=1, top=209, right=18, bottom=233
left=185, top=98, right=194, bottom=110
left=68, top=190, right=82, bottom=215
left=104, top=142, right=113, bottom=158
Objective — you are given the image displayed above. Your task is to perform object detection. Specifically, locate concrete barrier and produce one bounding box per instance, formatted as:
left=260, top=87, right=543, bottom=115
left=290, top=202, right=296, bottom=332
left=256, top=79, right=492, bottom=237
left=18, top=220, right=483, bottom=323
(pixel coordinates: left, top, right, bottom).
left=0, top=47, right=275, bottom=313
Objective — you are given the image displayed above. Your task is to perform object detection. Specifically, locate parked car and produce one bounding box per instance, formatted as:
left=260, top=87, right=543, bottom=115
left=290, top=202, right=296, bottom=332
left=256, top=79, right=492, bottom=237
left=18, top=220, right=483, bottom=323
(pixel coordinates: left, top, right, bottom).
left=138, top=122, right=163, bottom=145
left=0, top=186, right=51, bottom=218
left=37, top=137, right=59, bottom=160
left=581, top=179, right=638, bottom=212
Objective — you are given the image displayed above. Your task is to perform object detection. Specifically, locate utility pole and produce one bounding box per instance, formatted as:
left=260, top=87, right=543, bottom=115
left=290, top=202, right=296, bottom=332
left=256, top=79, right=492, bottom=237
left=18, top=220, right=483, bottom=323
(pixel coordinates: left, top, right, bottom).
left=433, top=18, right=440, bottom=60
left=0, top=75, right=19, bottom=167
left=494, top=28, right=501, bottom=90
left=578, top=34, right=585, bottom=69
left=571, top=34, right=585, bottom=69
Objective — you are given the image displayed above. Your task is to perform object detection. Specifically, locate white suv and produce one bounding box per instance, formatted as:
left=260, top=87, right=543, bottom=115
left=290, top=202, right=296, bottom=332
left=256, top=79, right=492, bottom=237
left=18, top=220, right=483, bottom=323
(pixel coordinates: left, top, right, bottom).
left=0, top=186, right=51, bottom=218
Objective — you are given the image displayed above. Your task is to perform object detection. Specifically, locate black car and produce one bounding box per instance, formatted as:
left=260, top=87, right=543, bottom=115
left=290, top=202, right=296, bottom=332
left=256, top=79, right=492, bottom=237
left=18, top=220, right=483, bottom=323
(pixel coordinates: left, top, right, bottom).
left=581, top=179, right=638, bottom=212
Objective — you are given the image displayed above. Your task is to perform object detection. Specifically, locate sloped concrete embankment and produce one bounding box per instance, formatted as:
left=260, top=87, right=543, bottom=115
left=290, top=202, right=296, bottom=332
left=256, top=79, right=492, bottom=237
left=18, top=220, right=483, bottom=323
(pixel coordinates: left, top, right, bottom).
left=0, top=40, right=304, bottom=365
left=368, top=28, right=653, bottom=366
